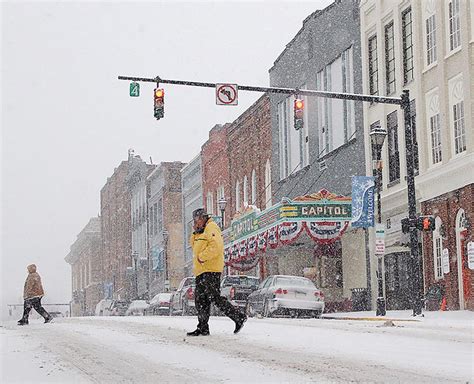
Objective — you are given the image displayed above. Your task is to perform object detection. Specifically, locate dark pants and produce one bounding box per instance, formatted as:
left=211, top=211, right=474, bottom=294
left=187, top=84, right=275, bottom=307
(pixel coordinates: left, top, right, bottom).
left=195, top=272, right=243, bottom=332
left=22, top=297, right=50, bottom=320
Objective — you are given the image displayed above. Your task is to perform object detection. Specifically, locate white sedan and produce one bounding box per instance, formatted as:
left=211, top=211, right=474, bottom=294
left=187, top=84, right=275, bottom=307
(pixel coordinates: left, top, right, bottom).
left=125, top=300, right=149, bottom=316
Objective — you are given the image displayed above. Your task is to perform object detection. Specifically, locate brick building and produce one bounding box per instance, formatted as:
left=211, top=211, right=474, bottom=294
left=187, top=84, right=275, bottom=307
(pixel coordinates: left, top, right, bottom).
left=148, top=161, right=186, bottom=296
left=65, top=217, right=102, bottom=316
left=127, top=153, right=156, bottom=299
left=228, top=94, right=272, bottom=214
left=421, top=185, right=473, bottom=310
left=227, top=94, right=272, bottom=278
left=201, top=124, right=232, bottom=227
left=100, top=156, right=133, bottom=301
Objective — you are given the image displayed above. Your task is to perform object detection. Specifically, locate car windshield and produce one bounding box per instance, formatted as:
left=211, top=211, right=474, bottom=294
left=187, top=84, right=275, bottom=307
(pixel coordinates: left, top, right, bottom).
left=274, top=277, right=315, bottom=288
left=224, top=276, right=260, bottom=287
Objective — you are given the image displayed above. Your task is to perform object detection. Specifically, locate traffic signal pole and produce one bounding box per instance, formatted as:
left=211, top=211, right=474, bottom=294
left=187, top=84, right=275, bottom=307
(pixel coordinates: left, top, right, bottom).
left=118, top=74, right=422, bottom=316
left=401, top=90, right=423, bottom=316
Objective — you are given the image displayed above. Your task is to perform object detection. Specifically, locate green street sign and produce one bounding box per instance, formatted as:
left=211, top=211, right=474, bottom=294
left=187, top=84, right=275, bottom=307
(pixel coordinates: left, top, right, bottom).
left=129, top=82, right=140, bottom=97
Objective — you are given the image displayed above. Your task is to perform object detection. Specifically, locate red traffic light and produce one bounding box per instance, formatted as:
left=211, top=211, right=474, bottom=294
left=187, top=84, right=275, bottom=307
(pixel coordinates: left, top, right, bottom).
left=154, top=88, right=164, bottom=120
left=294, top=99, right=304, bottom=111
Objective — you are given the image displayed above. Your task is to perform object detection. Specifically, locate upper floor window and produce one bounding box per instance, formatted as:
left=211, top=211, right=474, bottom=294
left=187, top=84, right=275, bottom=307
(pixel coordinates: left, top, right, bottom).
left=316, top=46, right=355, bottom=157
left=384, top=22, right=396, bottom=95
left=368, top=35, right=378, bottom=95
left=265, top=160, right=272, bottom=209
left=448, top=0, right=461, bottom=51
left=402, top=8, right=414, bottom=84
left=235, top=181, right=241, bottom=212
left=387, top=111, right=400, bottom=183
left=243, top=176, right=248, bottom=206
left=426, top=90, right=442, bottom=165
left=449, top=75, right=466, bottom=155
left=251, top=170, right=257, bottom=206
left=426, top=14, right=437, bottom=66
left=206, top=191, right=214, bottom=215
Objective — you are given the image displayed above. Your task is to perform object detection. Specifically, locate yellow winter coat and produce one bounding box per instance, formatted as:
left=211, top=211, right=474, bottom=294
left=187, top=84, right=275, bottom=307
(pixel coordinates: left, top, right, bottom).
left=191, top=218, right=225, bottom=277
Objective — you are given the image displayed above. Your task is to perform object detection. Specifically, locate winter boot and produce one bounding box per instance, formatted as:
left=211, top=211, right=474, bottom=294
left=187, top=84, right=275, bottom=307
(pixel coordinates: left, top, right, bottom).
left=17, top=318, right=29, bottom=326
left=186, top=329, right=209, bottom=336
left=234, top=315, right=247, bottom=334
left=44, top=316, right=53, bottom=324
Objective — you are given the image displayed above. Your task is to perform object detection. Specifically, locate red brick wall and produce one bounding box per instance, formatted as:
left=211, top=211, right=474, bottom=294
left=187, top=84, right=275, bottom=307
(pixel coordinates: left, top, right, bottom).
left=421, top=184, right=473, bottom=310
left=201, top=124, right=231, bottom=226
left=227, top=94, right=272, bottom=217
left=100, top=161, right=132, bottom=301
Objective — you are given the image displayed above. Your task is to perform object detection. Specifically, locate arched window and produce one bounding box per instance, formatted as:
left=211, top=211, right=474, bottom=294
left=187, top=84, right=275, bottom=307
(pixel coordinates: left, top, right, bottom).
left=433, top=217, right=443, bottom=280
left=265, top=160, right=272, bottom=209
left=235, top=181, right=241, bottom=212
left=243, top=176, right=248, bottom=206
left=251, top=170, right=257, bottom=206
left=206, top=191, right=214, bottom=215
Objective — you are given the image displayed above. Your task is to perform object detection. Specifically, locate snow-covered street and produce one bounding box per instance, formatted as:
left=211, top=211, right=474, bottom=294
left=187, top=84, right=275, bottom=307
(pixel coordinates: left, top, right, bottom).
left=1, top=311, right=472, bottom=383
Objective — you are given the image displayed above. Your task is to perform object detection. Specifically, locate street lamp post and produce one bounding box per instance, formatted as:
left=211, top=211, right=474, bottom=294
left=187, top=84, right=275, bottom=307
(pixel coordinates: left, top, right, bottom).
left=218, top=197, right=227, bottom=230
left=162, top=230, right=169, bottom=292
left=370, top=124, right=387, bottom=317
left=218, top=197, right=227, bottom=275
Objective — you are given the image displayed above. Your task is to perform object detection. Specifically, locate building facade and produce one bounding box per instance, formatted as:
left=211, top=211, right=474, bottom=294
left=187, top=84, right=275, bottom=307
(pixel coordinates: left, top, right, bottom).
left=127, top=152, right=155, bottom=299
left=148, top=162, right=186, bottom=296
left=181, top=155, right=203, bottom=277
left=201, top=124, right=231, bottom=228
left=267, top=0, right=369, bottom=310
left=227, top=94, right=272, bottom=278
left=65, top=217, right=102, bottom=316
left=100, top=156, right=133, bottom=302
left=360, top=0, right=473, bottom=310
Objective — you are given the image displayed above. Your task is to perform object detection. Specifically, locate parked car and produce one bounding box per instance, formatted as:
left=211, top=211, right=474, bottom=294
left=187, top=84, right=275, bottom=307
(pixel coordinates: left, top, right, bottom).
left=95, top=299, right=113, bottom=316
left=220, top=275, right=260, bottom=310
left=170, top=277, right=196, bottom=316
left=247, top=275, right=324, bottom=318
left=110, top=300, right=129, bottom=316
left=125, top=300, right=149, bottom=316
left=148, top=293, right=172, bottom=315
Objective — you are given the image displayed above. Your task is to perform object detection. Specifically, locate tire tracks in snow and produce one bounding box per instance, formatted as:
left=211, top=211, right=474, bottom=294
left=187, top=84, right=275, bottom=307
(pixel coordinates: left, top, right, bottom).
left=67, top=317, right=460, bottom=384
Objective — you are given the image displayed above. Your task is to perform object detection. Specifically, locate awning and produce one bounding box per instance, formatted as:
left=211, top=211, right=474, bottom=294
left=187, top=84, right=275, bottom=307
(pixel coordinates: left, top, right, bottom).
left=223, top=189, right=352, bottom=271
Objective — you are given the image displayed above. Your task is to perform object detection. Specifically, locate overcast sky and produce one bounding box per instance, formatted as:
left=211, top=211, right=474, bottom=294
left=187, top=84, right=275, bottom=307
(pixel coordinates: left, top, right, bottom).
left=1, top=0, right=333, bottom=316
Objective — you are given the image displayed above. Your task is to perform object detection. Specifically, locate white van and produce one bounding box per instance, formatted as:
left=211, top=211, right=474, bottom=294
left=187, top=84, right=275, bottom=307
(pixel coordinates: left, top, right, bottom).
left=95, top=299, right=113, bottom=316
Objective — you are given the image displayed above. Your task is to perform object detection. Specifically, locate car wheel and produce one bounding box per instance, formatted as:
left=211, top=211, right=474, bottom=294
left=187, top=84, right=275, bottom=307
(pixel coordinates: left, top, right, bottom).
left=263, top=300, right=272, bottom=318
left=313, top=310, right=322, bottom=319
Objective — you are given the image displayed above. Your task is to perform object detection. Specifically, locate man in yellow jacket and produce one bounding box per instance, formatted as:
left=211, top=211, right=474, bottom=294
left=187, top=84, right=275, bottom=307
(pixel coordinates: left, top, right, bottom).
left=187, top=208, right=246, bottom=336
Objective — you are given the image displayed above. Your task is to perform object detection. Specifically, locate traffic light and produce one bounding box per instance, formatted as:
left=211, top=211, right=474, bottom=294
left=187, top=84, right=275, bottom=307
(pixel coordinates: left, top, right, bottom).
left=294, top=98, right=304, bottom=130
left=154, top=88, right=164, bottom=120
left=416, top=216, right=436, bottom=231
left=401, top=217, right=410, bottom=233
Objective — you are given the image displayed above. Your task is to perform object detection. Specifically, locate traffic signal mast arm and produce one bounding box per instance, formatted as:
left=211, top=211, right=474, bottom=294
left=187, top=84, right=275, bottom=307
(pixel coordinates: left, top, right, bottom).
left=118, top=75, right=403, bottom=105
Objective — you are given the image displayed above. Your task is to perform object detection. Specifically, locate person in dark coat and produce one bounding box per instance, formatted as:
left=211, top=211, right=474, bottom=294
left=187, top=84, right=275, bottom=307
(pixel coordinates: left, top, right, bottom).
left=18, top=264, right=52, bottom=325
left=187, top=208, right=247, bottom=336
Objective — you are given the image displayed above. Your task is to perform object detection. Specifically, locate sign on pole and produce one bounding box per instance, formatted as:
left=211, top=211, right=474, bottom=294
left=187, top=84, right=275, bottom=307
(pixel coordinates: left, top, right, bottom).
left=468, top=242, right=474, bottom=270
left=129, top=82, right=140, bottom=97
left=351, top=176, right=375, bottom=228
left=442, top=248, right=450, bottom=274
left=216, top=84, right=238, bottom=105
left=375, top=224, right=385, bottom=256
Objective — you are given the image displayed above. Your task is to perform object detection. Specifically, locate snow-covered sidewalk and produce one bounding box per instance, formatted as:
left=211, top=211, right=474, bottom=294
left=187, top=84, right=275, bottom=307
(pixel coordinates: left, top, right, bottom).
left=1, top=311, right=472, bottom=383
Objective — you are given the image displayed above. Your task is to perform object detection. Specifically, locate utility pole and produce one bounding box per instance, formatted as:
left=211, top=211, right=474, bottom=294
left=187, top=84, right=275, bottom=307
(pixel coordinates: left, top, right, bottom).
left=401, top=90, right=423, bottom=316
